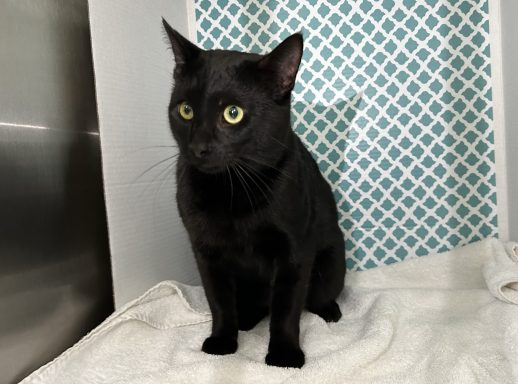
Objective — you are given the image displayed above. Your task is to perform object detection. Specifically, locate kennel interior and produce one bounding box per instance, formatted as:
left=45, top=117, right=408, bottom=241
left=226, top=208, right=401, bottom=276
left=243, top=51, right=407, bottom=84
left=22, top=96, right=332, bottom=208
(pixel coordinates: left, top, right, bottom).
left=1, top=0, right=517, bottom=382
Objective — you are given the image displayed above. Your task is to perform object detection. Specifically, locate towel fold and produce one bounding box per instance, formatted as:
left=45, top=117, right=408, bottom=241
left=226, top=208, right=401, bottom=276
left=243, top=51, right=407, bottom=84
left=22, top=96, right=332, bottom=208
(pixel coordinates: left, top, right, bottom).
left=483, top=240, right=518, bottom=305
left=20, top=239, right=518, bottom=384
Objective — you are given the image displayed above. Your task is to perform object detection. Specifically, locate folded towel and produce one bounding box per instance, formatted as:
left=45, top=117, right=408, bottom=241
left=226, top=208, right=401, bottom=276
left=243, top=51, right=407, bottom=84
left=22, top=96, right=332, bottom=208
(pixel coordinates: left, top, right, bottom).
left=20, top=239, right=518, bottom=384
left=483, top=240, right=518, bottom=304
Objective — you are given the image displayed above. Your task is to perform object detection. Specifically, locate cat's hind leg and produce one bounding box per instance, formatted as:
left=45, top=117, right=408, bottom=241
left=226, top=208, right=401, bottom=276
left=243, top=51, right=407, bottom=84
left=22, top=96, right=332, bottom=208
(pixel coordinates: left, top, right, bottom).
left=306, top=241, right=345, bottom=322
left=307, top=300, right=342, bottom=322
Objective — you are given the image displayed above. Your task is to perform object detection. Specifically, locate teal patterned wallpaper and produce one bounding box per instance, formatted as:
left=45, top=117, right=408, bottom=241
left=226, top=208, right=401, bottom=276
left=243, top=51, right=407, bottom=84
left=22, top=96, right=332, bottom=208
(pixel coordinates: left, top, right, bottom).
left=194, top=0, right=498, bottom=270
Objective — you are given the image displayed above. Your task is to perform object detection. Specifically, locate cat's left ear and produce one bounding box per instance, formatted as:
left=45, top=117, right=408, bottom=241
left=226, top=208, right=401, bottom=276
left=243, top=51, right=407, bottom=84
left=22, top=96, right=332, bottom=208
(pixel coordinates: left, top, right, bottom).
left=162, top=18, right=201, bottom=71
left=258, top=33, right=303, bottom=99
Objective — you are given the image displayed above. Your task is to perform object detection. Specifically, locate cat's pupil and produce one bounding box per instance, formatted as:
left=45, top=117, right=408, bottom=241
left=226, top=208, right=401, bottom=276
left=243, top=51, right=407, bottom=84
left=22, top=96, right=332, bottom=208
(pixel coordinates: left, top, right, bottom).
left=229, top=106, right=238, bottom=119
left=183, top=105, right=192, bottom=114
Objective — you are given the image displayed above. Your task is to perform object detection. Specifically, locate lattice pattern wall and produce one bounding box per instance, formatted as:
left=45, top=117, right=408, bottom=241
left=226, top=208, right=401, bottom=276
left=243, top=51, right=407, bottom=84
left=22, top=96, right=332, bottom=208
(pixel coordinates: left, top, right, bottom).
left=194, top=0, right=498, bottom=270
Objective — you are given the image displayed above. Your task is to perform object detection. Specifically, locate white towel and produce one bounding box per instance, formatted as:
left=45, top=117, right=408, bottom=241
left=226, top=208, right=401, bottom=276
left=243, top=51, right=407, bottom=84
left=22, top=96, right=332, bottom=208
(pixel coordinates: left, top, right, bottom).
left=483, top=241, right=518, bottom=304
left=20, top=238, right=518, bottom=384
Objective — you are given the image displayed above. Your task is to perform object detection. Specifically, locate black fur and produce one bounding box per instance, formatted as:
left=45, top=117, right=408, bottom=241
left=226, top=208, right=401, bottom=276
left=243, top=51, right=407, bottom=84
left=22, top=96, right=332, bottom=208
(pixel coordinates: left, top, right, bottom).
left=163, top=18, right=345, bottom=368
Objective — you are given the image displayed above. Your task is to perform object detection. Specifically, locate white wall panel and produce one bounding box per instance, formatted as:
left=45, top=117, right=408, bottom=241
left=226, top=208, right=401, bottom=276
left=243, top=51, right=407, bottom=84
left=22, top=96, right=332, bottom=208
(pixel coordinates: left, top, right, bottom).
left=88, top=0, right=198, bottom=307
left=500, top=1, right=518, bottom=241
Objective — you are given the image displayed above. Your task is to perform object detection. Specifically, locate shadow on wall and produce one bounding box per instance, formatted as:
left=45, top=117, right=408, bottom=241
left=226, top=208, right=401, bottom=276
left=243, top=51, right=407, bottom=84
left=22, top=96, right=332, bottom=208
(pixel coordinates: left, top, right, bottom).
left=291, top=93, right=362, bottom=264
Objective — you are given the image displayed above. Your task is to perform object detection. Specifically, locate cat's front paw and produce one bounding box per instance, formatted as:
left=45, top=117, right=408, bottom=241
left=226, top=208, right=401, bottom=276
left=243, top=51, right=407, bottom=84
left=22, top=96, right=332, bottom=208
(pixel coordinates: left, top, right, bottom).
left=202, top=336, right=237, bottom=355
left=265, top=345, right=305, bottom=368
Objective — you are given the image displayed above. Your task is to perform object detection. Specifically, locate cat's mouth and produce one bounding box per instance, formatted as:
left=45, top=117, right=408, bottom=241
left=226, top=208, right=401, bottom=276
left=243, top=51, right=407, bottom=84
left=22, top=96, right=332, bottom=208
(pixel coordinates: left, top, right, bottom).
left=185, top=150, right=234, bottom=174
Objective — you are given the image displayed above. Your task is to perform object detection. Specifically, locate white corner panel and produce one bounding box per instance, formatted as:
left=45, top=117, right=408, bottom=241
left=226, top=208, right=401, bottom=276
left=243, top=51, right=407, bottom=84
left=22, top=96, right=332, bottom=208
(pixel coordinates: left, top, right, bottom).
left=500, top=0, right=518, bottom=241
left=88, top=0, right=199, bottom=307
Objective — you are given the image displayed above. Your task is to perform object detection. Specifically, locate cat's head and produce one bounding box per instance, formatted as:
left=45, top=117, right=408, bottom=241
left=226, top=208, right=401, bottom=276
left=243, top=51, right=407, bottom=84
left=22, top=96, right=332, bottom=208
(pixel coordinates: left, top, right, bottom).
left=162, top=18, right=303, bottom=174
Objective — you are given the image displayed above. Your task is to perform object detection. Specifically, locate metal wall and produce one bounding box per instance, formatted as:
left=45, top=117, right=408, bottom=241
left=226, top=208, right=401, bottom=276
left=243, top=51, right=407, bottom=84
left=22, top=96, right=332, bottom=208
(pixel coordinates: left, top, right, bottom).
left=0, top=1, right=114, bottom=383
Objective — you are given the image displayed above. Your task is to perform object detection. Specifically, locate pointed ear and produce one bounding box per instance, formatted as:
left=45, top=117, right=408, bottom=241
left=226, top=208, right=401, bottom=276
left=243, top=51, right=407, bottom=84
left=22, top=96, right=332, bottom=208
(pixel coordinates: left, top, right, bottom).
left=162, top=18, right=201, bottom=69
left=257, top=33, right=303, bottom=99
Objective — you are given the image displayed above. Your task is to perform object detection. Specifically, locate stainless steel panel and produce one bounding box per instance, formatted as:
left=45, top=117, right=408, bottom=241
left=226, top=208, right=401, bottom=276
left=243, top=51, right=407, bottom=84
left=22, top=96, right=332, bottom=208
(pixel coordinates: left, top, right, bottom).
left=0, top=1, right=113, bottom=383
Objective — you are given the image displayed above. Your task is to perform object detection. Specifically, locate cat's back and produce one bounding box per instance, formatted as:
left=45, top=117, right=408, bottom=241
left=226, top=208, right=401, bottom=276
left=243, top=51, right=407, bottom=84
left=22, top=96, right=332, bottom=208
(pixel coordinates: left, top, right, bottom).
left=292, top=135, right=341, bottom=228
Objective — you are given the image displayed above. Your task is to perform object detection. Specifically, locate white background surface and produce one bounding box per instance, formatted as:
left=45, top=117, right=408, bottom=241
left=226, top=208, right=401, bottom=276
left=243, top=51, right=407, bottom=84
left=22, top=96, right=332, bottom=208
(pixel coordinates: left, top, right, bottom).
left=89, top=0, right=199, bottom=307
left=500, top=1, right=518, bottom=241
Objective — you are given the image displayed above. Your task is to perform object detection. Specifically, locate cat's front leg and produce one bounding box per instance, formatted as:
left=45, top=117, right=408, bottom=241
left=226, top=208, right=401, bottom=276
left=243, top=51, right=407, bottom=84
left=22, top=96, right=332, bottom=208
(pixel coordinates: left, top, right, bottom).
left=266, top=259, right=310, bottom=368
left=196, top=252, right=238, bottom=355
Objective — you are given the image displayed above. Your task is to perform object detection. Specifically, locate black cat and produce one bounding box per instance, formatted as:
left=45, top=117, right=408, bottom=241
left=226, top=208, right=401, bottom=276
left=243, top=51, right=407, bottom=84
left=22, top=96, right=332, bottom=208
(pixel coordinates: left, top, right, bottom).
left=163, top=18, right=345, bottom=369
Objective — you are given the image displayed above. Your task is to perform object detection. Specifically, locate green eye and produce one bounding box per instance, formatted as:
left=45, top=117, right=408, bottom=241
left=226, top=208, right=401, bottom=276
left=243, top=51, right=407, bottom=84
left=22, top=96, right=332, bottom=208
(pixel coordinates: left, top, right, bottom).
left=178, top=101, right=194, bottom=121
left=223, top=105, right=244, bottom=124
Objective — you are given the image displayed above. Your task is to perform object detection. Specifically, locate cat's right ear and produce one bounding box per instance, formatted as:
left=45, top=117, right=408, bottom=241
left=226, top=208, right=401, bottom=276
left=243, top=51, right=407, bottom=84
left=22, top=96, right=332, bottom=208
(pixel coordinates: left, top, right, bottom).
left=162, top=18, right=201, bottom=70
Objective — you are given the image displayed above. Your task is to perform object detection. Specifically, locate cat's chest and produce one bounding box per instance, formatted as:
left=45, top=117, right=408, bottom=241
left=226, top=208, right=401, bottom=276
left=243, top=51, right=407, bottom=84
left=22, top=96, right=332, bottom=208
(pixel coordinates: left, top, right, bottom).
left=204, top=220, right=283, bottom=277
left=179, top=188, right=270, bottom=243
left=178, top=167, right=288, bottom=253
left=179, top=165, right=275, bottom=219
left=180, top=194, right=289, bottom=278
left=187, top=209, right=260, bottom=247
left=183, top=204, right=286, bottom=249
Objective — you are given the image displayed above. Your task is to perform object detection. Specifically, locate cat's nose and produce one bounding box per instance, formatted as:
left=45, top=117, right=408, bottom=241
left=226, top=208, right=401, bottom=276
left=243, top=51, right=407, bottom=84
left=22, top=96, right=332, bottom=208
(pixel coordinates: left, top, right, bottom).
left=189, top=142, right=211, bottom=159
